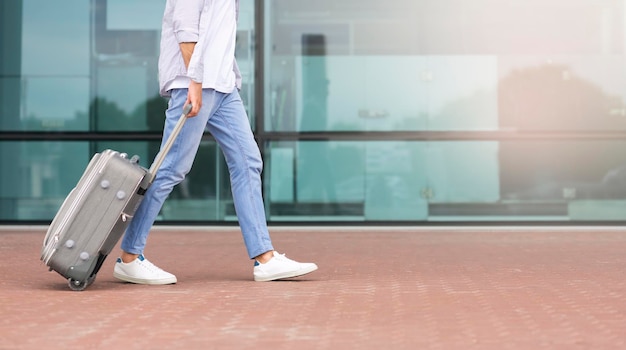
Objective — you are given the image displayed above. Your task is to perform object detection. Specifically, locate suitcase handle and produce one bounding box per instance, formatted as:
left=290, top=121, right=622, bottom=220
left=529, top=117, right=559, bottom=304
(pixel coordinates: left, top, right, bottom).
left=147, top=103, right=193, bottom=183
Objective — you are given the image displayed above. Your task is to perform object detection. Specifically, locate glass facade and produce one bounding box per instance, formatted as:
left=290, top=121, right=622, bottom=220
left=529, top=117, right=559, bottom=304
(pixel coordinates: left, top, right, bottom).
left=2, top=0, right=626, bottom=223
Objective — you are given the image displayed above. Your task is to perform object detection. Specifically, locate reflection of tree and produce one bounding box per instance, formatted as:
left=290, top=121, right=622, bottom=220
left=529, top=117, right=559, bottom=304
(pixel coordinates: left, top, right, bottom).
left=145, top=94, right=168, bottom=132
left=20, top=95, right=168, bottom=132
left=500, top=64, right=624, bottom=130
left=94, top=94, right=169, bottom=131
left=95, top=97, right=131, bottom=129
left=499, top=64, right=626, bottom=200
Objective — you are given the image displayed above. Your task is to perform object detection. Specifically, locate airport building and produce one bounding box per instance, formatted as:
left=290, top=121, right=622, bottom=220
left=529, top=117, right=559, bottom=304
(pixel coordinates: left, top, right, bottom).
left=1, top=0, right=625, bottom=224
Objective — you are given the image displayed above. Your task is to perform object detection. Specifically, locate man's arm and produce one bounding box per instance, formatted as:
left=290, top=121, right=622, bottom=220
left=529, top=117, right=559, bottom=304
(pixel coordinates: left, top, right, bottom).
left=179, top=42, right=196, bottom=69
left=178, top=42, right=202, bottom=117
left=172, top=0, right=204, bottom=117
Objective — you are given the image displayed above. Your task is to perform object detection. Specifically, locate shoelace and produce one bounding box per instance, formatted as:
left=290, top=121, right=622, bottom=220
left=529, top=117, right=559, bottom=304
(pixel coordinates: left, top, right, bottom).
left=140, top=258, right=167, bottom=273
left=274, top=253, right=288, bottom=260
left=273, top=253, right=298, bottom=265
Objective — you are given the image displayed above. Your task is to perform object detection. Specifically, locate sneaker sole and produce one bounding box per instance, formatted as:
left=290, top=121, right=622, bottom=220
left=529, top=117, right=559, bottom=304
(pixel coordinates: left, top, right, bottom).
left=113, top=271, right=177, bottom=285
left=254, top=264, right=318, bottom=282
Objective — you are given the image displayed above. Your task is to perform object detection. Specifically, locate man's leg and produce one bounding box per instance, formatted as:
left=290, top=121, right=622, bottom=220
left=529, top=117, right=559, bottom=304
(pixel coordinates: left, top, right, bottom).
left=114, top=89, right=212, bottom=284
left=205, top=90, right=274, bottom=259
left=206, top=89, right=318, bottom=281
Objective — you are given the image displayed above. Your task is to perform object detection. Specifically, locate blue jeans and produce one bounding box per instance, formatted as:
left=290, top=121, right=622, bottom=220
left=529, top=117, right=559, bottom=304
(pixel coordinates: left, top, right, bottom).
left=121, top=88, right=274, bottom=259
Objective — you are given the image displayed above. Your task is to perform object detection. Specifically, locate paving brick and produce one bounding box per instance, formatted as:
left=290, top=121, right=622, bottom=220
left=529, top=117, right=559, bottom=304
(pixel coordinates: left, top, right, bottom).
left=1, top=227, right=625, bottom=349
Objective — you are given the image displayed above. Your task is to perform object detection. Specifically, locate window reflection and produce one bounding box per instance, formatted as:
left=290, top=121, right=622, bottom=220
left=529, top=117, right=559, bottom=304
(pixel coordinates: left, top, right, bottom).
left=263, top=0, right=626, bottom=222
left=0, top=141, right=89, bottom=220
left=499, top=56, right=626, bottom=131
left=0, top=0, right=253, bottom=221
left=267, top=140, right=626, bottom=222
left=18, top=0, right=90, bottom=131
left=266, top=0, right=626, bottom=132
left=93, top=0, right=162, bottom=131
left=3, top=0, right=626, bottom=223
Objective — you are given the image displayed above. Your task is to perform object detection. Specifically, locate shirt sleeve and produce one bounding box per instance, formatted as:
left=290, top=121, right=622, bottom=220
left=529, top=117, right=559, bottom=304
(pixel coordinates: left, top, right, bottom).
left=172, top=0, right=203, bottom=43
left=172, top=0, right=205, bottom=82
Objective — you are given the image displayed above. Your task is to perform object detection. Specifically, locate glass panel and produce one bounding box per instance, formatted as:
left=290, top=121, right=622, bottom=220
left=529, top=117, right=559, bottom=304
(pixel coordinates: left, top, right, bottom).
left=106, top=0, right=165, bottom=30
left=0, top=1, right=23, bottom=132
left=21, top=0, right=90, bottom=76
left=92, top=0, right=256, bottom=131
left=265, top=140, right=626, bottom=222
left=95, top=140, right=232, bottom=222
left=498, top=55, right=626, bottom=131
left=22, top=77, right=90, bottom=131
left=22, top=0, right=90, bottom=131
left=237, top=0, right=257, bottom=128
left=92, top=0, right=162, bottom=132
left=0, top=0, right=91, bottom=131
left=295, top=141, right=365, bottom=203
left=2, top=0, right=256, bottom=132
left=500, top=140, right=626, bottom=202
left=265, top=0, right=626, bottom=132
left=0, top=140, right=232, bottom=222
left=0, top=141, right=90, bottom=220
left=0, top=1, right=253, bottom=223
left=266, top=141, right=367, bottom=220
left=163, top=141, right=232, bottom=221
left=0, top=78, right=22, bottom=131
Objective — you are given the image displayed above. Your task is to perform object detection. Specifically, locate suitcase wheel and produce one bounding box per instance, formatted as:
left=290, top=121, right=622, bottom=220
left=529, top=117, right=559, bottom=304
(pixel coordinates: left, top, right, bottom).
left=68, top=275, right=96, bottom=292
left=68, top=278, right=88, bottom=291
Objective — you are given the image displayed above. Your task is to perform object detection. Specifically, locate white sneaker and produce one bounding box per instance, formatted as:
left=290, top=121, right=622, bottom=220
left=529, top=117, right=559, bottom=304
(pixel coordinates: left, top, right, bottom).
left=253, top=251, right=318, bottom=282
left=113, top=254, right=177, bottom=285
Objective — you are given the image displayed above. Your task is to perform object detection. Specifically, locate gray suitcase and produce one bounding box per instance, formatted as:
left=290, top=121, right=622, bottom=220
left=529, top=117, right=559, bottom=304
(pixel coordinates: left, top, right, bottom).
left=41, top=104, right=191, bottom=291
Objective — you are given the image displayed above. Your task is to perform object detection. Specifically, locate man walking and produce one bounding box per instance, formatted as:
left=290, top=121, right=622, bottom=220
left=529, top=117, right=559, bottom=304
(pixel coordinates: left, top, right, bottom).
left=113, top=0, right=318, bottom=284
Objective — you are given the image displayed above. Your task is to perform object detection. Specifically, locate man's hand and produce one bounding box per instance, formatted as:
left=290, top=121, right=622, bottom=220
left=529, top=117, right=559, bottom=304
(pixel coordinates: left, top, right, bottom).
left=180, top=42, right=201, bottom=117
left=186, top=81, right=202, bottom=117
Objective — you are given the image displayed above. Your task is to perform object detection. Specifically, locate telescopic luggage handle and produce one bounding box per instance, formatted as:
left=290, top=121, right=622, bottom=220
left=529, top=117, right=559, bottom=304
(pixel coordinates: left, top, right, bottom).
left=147, top=103, right=193, bottom=183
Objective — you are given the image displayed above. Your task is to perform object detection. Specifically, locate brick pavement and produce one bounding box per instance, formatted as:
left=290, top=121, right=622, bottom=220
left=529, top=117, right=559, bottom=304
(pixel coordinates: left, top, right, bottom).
left=1, top=226, right=625, bottom=350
